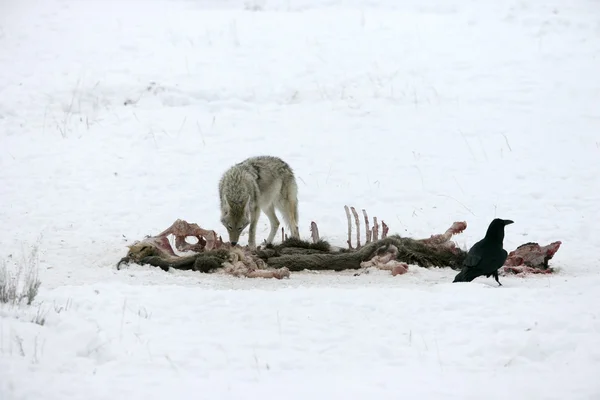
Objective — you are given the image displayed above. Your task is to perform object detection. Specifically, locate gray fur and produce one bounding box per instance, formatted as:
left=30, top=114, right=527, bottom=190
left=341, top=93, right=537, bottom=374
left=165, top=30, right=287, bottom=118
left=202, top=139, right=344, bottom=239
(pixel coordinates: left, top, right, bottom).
left=218, top=155, right=300, bottom=248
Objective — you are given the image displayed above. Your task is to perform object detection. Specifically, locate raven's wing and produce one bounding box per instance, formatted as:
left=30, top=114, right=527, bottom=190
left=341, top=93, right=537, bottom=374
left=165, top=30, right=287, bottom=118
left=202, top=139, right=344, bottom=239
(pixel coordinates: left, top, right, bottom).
left=463, top=252, right=482, bottom=268
left=462, top=240, right=484, bottom=268
left=500, top=248, right=508, bottom=263
left=482, top=249, right=509, bottom=276
left=453, top=243, right=483, bottom=282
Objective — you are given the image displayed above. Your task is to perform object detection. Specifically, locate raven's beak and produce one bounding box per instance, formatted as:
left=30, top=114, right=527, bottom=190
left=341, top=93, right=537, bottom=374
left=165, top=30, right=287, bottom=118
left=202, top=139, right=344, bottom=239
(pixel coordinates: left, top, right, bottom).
left=503, top=219, right=514, bottom=225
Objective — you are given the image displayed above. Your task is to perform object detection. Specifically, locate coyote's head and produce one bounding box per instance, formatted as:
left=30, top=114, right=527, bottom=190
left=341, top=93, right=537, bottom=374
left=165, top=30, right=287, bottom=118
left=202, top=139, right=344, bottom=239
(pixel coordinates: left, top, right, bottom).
left=220, top=198, right=251, bottom=246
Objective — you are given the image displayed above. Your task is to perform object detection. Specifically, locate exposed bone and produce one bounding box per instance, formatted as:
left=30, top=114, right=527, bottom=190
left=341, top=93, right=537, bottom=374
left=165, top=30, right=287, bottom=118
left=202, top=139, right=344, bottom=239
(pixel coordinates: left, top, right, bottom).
left=419, top=221, right=467, bottom=253
left=156, top=218, right=222, bottom=251
left=382, top=221, right=389, bottom=238
left=310, top=221, right=320, bottom=243
left=362, top=209, right=372, bottom=244
left=344, top=205, right=353, bottom=249
left=351, top=206, right=361, bottom=249
left=246, top=268, right=290, bottom=279
left=390, top=264, right=409, bottom=276
left=359, top=244, right=409, bottom=276
left=421, top=221, right=467, bottom=245
left=146, top=235, right=178, bottom=257
left=221, top=247, right=290, bottom=279
left=372, top=217, right=379, bottom=241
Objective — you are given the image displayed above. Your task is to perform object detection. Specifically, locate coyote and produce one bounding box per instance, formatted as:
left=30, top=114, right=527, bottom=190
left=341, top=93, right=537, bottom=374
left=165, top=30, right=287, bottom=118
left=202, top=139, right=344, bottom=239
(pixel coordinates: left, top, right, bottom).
left=218, top=155, right=300, bottom=248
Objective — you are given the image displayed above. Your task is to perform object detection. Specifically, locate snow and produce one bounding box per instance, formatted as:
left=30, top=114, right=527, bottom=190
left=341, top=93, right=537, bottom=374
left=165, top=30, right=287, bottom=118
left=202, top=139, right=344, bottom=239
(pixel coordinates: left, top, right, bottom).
left=1, top=0, right=600, bottom=398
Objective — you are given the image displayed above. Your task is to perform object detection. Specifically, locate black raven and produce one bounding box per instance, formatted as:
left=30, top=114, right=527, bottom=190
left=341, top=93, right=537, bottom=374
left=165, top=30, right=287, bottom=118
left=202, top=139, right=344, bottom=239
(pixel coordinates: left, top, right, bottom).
left=453, top=218, right=514, bottom=286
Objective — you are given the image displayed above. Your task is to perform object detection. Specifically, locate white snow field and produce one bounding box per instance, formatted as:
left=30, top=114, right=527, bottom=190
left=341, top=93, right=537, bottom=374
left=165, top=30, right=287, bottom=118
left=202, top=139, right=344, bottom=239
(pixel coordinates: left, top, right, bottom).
left=1, top=0, right=600, bottom=398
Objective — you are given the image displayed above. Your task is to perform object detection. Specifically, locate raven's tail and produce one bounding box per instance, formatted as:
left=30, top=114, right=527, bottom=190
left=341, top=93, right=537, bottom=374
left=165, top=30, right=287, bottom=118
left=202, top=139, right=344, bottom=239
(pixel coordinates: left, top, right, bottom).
left=453, top=268, right=476, bottom=283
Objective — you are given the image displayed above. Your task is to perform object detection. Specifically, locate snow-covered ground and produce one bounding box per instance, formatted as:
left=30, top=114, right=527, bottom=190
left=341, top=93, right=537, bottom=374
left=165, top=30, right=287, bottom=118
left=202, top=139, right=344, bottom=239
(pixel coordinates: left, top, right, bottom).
left=1, top=0, right=600, bottom=398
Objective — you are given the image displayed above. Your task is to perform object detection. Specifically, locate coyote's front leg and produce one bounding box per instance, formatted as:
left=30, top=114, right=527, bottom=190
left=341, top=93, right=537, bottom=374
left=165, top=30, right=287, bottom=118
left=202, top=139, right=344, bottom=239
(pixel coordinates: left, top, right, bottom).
left=264, top=204, right=280, bottom=245
left=247, top=205, right=261, bottom=249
